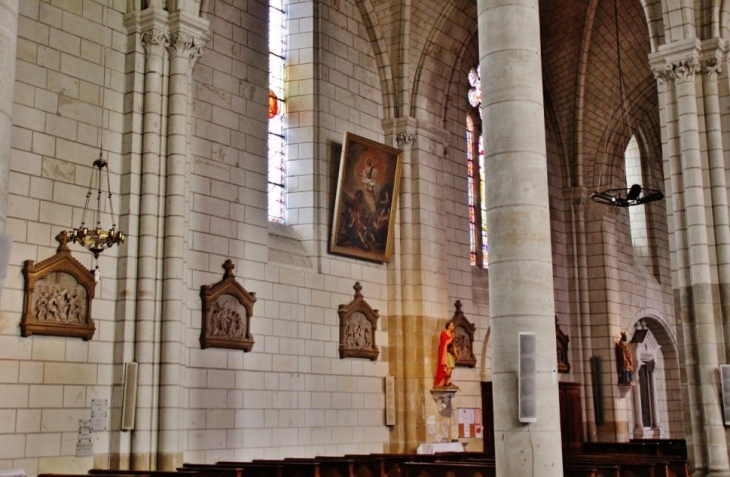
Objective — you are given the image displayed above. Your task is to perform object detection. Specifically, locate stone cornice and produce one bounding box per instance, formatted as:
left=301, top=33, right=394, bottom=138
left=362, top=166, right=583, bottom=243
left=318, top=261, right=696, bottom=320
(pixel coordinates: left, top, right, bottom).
left=168, top=10, right=210, bottom=47
left=649, top=38, right=701, bottom=83
left=124, top=7, right=170, bottom=36
left=700, top=38, right=726, bottom=82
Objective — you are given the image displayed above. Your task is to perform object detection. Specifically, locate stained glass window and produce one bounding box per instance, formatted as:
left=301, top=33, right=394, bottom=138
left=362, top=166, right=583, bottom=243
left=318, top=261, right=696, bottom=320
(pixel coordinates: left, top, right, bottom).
left=467, top=66, right=488, bottom=268
left=268, top=0, right=286, bottom=223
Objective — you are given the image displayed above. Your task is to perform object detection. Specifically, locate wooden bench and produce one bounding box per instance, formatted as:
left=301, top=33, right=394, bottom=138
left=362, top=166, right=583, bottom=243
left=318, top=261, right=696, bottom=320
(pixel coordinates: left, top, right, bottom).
left=179, top=464, right=244, bottom=477
left=629, top=440, right=687, bottom=459
left=565, top=454, right=665, bottom=477
left=215, top=461, right=285, bottom=477
left=583, top=442, right=662, bottom=456
left=402, top=460, right=496, bottom=477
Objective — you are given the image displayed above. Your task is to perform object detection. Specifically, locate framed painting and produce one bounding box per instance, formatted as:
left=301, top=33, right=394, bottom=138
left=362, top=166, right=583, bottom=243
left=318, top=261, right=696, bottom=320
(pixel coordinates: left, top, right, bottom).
left=330, top=132, right=403, bottom=263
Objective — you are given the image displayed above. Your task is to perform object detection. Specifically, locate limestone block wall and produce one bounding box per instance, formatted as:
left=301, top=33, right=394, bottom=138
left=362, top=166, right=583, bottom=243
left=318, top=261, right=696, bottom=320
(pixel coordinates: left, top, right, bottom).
left=0, top=0, right=126, bottom=473
left=181, top=0, right=391, bottom=462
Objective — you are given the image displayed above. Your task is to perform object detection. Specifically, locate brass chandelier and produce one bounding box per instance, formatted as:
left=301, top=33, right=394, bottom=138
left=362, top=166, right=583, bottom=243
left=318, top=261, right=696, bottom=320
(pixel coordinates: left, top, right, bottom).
left=67, top=0, right=124, bottom=261
left=68, top=155, right=125, bottom=259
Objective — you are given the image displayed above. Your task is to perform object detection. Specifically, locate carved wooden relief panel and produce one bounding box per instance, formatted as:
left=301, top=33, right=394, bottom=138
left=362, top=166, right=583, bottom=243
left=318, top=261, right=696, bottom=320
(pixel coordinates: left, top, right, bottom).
left=200, top=259, right=256, bottom=351
left=556, top=316, right=571, bottom=373
left=21, top=231, right=96, bottom=340
left=449, top=300, right=477, bottom=367
left=338, top=282, right=379, bottom=360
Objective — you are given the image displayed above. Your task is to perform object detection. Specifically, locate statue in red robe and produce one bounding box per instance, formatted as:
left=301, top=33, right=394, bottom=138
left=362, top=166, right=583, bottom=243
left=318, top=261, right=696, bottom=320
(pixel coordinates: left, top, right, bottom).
left=434, top=322, right=458, bottom=388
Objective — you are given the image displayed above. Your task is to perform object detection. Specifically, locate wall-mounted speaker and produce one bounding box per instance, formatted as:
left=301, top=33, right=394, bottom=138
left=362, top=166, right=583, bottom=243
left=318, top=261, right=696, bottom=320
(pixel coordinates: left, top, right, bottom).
left=519, top=332, right=537, bottom=423
left=721, top=364, right=730, bottom=426
left=121, top=362, right=138, bottom=431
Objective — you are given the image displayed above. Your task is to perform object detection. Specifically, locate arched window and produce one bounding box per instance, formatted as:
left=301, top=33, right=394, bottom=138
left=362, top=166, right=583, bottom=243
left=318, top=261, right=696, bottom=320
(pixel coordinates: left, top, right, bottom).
left=625, top=135, right=648, bottom=258
left=467, top=67, right=487, bottom=268
left=268, top=0, right=286, bottom=223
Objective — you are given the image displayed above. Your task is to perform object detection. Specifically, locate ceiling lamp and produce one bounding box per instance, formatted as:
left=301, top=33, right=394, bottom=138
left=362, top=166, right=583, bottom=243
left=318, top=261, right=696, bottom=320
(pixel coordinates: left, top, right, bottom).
left=67, top=0, right=124, bottom=265
left=68, top=156, right=125, bottom=260
left=590, top=0, right=663, bottom=208
left=590, top=184, right=663, bottom=207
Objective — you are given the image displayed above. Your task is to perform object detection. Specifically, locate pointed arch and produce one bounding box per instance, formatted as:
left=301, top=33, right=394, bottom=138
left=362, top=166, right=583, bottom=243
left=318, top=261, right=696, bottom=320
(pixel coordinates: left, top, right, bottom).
left=410, top=0, right=475, bottom=124
left=353, top=0, right=397, bottom=120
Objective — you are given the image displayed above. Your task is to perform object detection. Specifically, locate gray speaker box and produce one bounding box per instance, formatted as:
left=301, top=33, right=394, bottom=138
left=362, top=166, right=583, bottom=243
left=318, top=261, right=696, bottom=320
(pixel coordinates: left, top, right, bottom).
left=121, top=362, right=138, bottom=431
left=519, top=332, right=537, bottom=423
left=721, top=364, right=730, bottom=426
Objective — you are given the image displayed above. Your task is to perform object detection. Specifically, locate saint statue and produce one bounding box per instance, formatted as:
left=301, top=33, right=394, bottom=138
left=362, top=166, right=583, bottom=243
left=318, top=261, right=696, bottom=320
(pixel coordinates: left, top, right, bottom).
left=615, top=330, right=635, bottom=385
left=434, top=322, right=459, bottom=388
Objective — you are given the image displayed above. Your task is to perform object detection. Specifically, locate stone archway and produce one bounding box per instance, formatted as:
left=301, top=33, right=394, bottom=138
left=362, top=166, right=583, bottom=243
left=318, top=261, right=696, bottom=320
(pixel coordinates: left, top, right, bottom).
left=627, top=314, right=683, bottom=438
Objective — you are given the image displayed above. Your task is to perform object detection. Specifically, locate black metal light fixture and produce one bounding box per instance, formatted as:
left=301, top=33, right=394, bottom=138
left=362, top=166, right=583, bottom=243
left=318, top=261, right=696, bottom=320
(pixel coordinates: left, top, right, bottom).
left=590, top=0, right=663, bottom=208
left=590, top=184, right=664, bottom=208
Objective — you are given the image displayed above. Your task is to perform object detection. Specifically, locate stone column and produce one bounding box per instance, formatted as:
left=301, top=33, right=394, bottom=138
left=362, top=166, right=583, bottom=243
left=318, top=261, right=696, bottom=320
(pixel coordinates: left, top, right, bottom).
left=383, top=117, right=451, bottom=451
left=671, top=56, right=729, bottom=477
left=477, top=0, right=563, bottom=475
left=156, top=26, right=201, bottom=469
left=700, top=41, right=730, bottom=364
left=131, top=18, right=169, bottom=470
left=651, top=44, right=730, bottom=475
left=0, top=0, right=18, bottom=235
left=584, top=206, right=630, bottom=442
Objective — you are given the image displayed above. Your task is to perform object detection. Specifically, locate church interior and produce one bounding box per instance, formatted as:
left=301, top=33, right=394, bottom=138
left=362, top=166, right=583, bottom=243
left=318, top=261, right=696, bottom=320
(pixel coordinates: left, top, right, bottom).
left=0, top=0, right=728, bottom=475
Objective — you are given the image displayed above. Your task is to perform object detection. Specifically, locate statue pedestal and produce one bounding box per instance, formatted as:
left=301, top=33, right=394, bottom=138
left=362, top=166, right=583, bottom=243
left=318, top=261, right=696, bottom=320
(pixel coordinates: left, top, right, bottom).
left=427, top=388, right=458, bottom=443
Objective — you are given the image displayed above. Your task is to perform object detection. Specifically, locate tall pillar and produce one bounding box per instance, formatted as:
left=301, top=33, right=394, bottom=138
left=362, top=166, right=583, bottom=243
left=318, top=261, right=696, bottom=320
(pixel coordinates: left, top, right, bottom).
left=651, top=43, right=730, bottom=476
left=157, top=25, right=202, bottom=469
left=477, top=0, right=563, bottom=475
left=699, top=41, right=730, bottom=364
left=0, top=0, right=18, bottom=235
left=383, top=117, right=451, bottom=452
left=131, top=13, right=170, bottom=469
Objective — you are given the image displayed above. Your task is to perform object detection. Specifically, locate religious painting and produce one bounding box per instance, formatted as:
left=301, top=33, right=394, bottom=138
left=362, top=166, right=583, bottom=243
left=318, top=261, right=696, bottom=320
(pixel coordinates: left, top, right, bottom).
left=330, top=132, right=403, bottom=263
left=200, top=259, right=256, bottom=351
left=338, top=282, right=379, bottom=360
left=21, top=231, right=96, bottom=340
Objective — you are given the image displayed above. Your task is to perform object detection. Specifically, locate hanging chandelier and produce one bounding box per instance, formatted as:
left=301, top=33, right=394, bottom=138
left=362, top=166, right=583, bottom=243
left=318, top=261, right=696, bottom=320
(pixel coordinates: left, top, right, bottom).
left=590, top=0, right=663, bottom=208
left=67, top=0, right=124, bottom=261
left=68, top=155, right=125, bottom=259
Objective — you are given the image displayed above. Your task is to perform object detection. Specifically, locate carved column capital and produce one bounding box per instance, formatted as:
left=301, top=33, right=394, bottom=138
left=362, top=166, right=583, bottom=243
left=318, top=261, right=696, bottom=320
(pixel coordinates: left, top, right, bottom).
left=396, top=132, right=416, bottom=148
left=141, top=29, right=169, bottom=56
left=167, top=31, right=205, bottom=60
left=667, top=58, right=700, bottom=84
left=702, top=56, right=723, bottom=82
left=564, top=186, right=587, bottom=213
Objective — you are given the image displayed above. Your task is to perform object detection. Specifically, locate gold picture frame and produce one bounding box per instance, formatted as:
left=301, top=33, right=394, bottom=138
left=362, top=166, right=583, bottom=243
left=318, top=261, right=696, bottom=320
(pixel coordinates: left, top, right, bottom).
left=330, top=132, right=403, bottom=263
left=200, top=259, right=256, bottom=351
left=21, top=231, right=96, bottom=340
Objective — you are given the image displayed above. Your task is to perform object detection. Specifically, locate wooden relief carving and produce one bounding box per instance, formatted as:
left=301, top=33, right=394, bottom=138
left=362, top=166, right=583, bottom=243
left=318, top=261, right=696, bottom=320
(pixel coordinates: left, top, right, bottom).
left=21, top=231, right=96, bottom=340
left=338, top=282, right=379, bottom=360
left=556, top=316, right=571, bottom=373
left=200, top=259, right=256, bottom=351
left=449, top=300, right=477, bottom=367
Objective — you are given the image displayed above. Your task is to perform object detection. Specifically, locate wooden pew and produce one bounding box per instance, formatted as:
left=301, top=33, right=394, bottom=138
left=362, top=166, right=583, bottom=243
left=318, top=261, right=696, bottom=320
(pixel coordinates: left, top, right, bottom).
left=215, top=461, right=284, bottom=477
left=583, top=442, right=662, bottom=456
left=179, top=464, right=244, bottom=477
left=629, top=440, right=687, bottom=459
left=219, top=459, right=321, bottom=477
left=565, top=454, right=665, bottom=477
left=402, top=460, right=496, bottom=477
